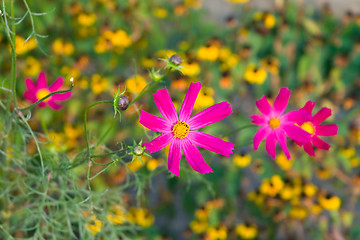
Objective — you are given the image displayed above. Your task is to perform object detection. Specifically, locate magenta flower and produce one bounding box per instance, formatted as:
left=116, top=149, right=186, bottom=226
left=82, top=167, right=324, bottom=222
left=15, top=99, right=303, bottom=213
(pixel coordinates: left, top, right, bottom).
left=24, top=72, right=72, bottom=110
left=294, top=101, right=338, bottom=156
left=251, top=88, right=312, bottom=160
left=139, top=82, right=234, bottom=177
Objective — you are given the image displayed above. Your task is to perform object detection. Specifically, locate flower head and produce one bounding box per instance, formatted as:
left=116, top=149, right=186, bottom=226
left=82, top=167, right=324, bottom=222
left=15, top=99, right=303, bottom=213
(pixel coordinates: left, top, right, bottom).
left=251, top=88, right=312, bottom=159
left=24, top=72, right=72, bottom=110
left=295, top=101, right=338, bottom=156
left=139, top=82, right=234, bottom=177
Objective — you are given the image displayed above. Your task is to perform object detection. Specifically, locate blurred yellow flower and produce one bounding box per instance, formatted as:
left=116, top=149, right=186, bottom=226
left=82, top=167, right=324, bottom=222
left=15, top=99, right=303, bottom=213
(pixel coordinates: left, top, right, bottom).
left=261, top=57, right=280, bottom=75
left=197, top=45, right=220, bottom=61
left=127, top=207, right=154, bottom=228
left=260, top=175, right=284, bottom=197
left=14, top=36, right=37, bottom=55
left=182, top=62, right=200, bottom=77
left=207, top=225, right=227, bottom=240
left=94, top=36, right=108, bottom=53
left=195, top=207, right=209, bottom=221
left=22, top=57, right=41, bottom=77
left=77, top=13, right=97, bottom=27
left=146, top=158, right=160, bottom=171
left=247, top=191, right=264, bottom=205
left=140, top=57, right=156, bottom=69
left=85, top=215, right=103, bottom=235
left=185, top=0, right=202, bottom=9
left=316, top=167, right=330, bottom=179
left=244, top=64, right=267, bottom=84
left=319, top=195, right=341, bottom=210
left=52, top=39, right=75, bottom=56
left=107, top=205, right=126, bottom=225
left=303, top=184, right=317, bottom=197
left=275, top=152, right=293, bottom=170
left=235, top=223, right=257, bottom=239
left=289, top=206, right=308, bottom=219
left=311, top=204, right=322, bottom=215
left=233, top=154, right=251, bottom=168
left=108, top=30, right=132, bottom=48
left=190, top=219, right=208, bottom=234
left=153, top=8, right=168, bottom=18
left=280, top=185, right=294, bottom=200
left=193, top=87, right=215, bottom=110
left=125, top=75, right=147, bottom=94
left=90, top=74, right=108, bottom=94
left=264, top=13, right=276, bottom=29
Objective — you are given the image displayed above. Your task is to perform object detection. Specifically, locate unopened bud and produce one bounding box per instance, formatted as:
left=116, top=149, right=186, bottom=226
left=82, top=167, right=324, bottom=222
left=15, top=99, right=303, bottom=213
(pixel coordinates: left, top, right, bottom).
left=169, top=54, right=182, bottom=66
left=118, top=95, right=129, bottom=111
left=133, top=144, right=145, bottom=156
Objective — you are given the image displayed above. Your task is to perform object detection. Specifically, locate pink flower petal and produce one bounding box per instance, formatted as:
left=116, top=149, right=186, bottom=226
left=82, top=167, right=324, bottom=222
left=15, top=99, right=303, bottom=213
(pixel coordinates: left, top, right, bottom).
left=256, top=96, right=272, bottom=115
left=266, top=132, right=276, bottom=159
left=47, top=100, right=63, bottom=110
left=51, top=91, right=72, bottom=101
left=250, top=114, right=267, bottom=125
left=282, top=110, right=312, bottom=124
left=49, top=77, right=64, bottom=92
left=139, top=110, right=172, bottom=132
left=168, top=138, right=182, bottom=177
left=275, top=129, right=291, bottom=159
left=187, top=131, right=234, bottom=157
left=283, top=124, right=311, bottom=143
left=312, top=136, right=330, bottom=150
left=153, top=87, right=178, bottom=125
left=143, top=133, right=174, bottom=153
left=188, top=101, right=232, bottom=129
left=253, top=127, right=270, bottom=150
left=316, top=124, right=338, bottom=136
left=313, top=107, right=331, bottom=124
left=38, top=102, right=46, bottom=108
left=303, top=142, right=315, bottom=156
left=179, top=82, right=201, bottom=122
left=37, top=72, right=48, bottom=88
left=273, top=88, right=291, bottom=115
left=301, top=101, right=315, bottom=113
left=24, top=91, right=37, bottom=102
left=182, top=138, right=213, bottom=174
left=25, top=78, right=37, bottom=91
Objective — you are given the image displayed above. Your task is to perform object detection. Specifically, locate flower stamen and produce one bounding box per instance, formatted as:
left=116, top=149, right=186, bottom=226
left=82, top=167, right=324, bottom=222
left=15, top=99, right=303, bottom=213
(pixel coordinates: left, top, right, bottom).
left=269, top=118, right=280, bottom=129
left=300, top=121, right=315, bottom=135
left=172, top=121, right=189, bottom=139
left=36, top=89, right=51, bottom=102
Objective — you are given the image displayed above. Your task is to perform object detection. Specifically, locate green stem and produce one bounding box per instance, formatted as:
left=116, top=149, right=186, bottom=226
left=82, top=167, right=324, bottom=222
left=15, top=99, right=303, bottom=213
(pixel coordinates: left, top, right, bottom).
left=18, top=85, right=74, bottom=112
left=90, top=149, right=127, bottom=159
left=83, top=100, right=113, bottom=156
left=10, top=0, right=16, bottom=107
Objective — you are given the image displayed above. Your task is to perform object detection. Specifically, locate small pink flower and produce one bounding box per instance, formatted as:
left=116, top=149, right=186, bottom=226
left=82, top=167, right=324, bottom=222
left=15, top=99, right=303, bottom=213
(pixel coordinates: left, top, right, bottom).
left=24, top=72, right=72, bottom=110
left=251, top=88, right=312, bottom=160
left=294, top=101, right=338, bottom=156
left=139, top=82, right=234, bottom=177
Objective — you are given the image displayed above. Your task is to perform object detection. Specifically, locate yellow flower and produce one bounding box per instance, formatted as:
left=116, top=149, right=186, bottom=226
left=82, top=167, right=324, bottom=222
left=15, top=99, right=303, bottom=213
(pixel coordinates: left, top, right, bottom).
left=233, top=154, right=251, bottom=168
left=289, top=206, right=308, bottom=219
left=125, top=75, right=147, bottom=94
left=182, top=62, right=200, bottom=77
left=227, top=0, right=249, bottom=3
left=264, top=13, right=276, bottom=29
left=60, top=66, right=81, bottom=82
left=193, top=87, right=215, bottom=110
left=220, top=54, right=239, bottom=71
left=207, top=225, right=227, bottom=240
left=94, top=36, right=109, bottom=53
left=195, top=207, right=209, bottom=221
left=85, top=215, right=103, bottom=235
left=128, top=156, right=148, bottom=172
left=235, top=223, right=257, bottom=239
left=47, top=130, right=66, bottom=152
left=140, top=57, right=156, bottom=69
left=261, top=57, right=280, bottom=75
left=14, top=35, right=37, bottom=55
left=22, top=57, right=41, bottom=77
left=197, top=45, right=220, bottom=61
left=64, top=123, right=82, bottom=139
left=303, top=184, right=317, bottom=197
left=247, top=191, right=264, bottom=205
left=190, top=219, right=208, bottom=234
left=77, top=13, right=97, bottom=27
left=275, top=152, right=293, bottom=170
left=319, top=195, right=341, bottom=210
left=52, top=39, right=75, bottom=56
left=185, top=0, right=202, bottom=9
left=316, top=167, right=330, bottom=179
left=107, top=205, right=126, bottom=225
left=110, top=30, right=132, bottom=48
left=244, top=64, right=267, bottom=84
left=311, top=204, right=322, bottom=215
left=280, top=185, right=293, bottom=200
left=350, top=157, right=360, bottom=167
left=127, top=207, right=154, bottom=228
left=146, top=158, right=160, bottom=171
left=260, top=175, right=284, bottom=197
left=153, top=8, right=168, bottom=18
left=156, top=49, right=177, bottom=59
left=340, top=147, right=355, bottom=158
left=91, top=74, right=109, bottom=94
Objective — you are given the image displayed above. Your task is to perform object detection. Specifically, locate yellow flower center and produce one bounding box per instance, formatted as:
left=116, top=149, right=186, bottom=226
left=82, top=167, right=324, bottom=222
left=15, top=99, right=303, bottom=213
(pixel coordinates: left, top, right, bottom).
left=172, top=121, right=189, bottom=139
left=36, top=89, right=51, bottom=102
left=300, top=121, right=315, bottom=135
left=269, top=118, right=280, bottom=129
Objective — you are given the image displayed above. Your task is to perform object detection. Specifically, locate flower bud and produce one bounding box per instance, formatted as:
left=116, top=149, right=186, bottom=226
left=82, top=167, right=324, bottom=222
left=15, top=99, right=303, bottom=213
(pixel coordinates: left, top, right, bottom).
left=169, top=54, right=182, bottom=66
left=118, top=95, right=129, bottom=111
left=133, top=144, right=145, bottom=156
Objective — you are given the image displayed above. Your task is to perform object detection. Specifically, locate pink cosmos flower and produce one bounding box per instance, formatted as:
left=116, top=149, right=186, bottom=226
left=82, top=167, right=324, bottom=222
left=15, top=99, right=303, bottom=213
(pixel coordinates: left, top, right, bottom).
left=251, top=88, right=312, bottom=160
left=139, top=82, right=234, bottom=177
left=294, top=101, right=338, bottom=156
left=24, top=72, right=72, bottom=110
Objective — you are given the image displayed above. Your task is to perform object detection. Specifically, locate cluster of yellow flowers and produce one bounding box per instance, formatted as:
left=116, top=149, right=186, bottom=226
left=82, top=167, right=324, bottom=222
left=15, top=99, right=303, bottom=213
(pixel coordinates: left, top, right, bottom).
left=14, top=35, right=37, bottom=55
left=94, top=29, right=132, bottom=54
left=52, top=38, right=75, bottom=56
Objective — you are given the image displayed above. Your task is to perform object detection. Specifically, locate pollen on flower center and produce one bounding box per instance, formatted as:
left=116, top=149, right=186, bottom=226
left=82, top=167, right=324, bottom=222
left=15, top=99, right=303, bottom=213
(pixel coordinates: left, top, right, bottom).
left=36, top=89, right=51, bottom=102
left=269, top=118, right=281, bottom=129
left=300, top=121, right=315, bottom=135
left=172, top=121, right=190, bottom=139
